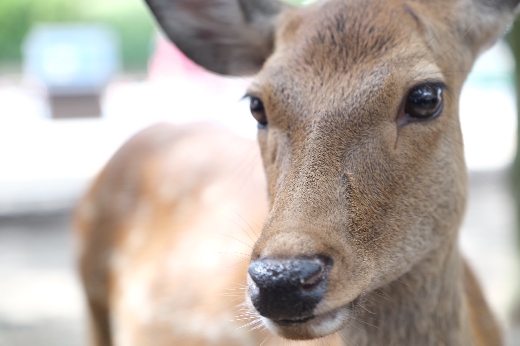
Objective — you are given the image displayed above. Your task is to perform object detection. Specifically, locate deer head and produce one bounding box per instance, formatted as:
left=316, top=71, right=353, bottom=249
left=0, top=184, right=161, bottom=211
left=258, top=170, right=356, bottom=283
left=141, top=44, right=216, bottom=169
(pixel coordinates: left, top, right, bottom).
left=145, top=0, right=519, bottom=341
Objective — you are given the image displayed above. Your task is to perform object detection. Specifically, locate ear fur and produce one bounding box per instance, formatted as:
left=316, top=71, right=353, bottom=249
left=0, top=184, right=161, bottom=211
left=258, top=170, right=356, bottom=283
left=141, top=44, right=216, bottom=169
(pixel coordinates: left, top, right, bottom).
left=482, top=0, right=520, bottom=11
left=456, top=0, right=520, bottom=54
left=145, top=0, right=291, bottom=76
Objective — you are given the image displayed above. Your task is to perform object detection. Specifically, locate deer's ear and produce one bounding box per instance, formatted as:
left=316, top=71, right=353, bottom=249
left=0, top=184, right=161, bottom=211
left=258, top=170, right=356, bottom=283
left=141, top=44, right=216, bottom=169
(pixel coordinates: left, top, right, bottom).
left=455, top=0, right=520, bottom=54
left=145, top=0, right=291, bottom=76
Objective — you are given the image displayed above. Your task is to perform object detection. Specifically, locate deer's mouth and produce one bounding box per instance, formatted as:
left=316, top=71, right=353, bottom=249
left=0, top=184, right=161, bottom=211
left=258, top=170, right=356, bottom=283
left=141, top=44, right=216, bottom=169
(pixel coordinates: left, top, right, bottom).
left=275, top=315, right=315, bottom=326
left=263, top=299, right=359, bottom=340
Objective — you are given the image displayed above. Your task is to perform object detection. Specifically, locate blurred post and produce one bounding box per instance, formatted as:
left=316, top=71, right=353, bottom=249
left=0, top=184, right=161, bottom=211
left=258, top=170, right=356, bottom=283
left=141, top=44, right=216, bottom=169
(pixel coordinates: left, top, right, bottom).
left=23, top=24, right=120, bottom=119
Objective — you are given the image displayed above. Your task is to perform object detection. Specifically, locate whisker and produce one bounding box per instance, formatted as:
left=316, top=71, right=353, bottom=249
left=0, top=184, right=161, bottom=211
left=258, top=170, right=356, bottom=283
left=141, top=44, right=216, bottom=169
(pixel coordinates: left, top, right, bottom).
left=224, top=218, right=257, bottom=245
left=216, top=232, right=254, bottom=249
left=218, top=251, right=250, bottom=260
left=260, top=335, right=272, bottom=346
left=232, top=210, right=261, bottom=239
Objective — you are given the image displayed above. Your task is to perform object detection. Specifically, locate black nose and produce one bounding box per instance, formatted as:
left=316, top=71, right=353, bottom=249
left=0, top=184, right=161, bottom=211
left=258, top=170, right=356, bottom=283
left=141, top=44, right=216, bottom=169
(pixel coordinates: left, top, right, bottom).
left=248, top=255, right=332, bottom=322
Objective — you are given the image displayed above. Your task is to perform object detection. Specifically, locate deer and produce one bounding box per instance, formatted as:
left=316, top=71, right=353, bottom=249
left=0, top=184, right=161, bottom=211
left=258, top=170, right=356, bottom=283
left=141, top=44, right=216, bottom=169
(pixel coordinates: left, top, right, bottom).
left=76, top=0, right=519, bottom=345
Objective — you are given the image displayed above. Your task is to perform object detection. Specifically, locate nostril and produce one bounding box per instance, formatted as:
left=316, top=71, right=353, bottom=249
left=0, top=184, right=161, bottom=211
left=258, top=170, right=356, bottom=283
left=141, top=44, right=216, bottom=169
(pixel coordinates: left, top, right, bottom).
left=300, top=270, right=323, bottom=290
left=298, top=261, right=323, bottom=288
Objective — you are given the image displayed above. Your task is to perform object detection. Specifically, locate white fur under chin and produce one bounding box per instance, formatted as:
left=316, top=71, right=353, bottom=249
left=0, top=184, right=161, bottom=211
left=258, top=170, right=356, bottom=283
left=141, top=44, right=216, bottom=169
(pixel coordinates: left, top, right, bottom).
left=262, top=305, right=351, bottom=339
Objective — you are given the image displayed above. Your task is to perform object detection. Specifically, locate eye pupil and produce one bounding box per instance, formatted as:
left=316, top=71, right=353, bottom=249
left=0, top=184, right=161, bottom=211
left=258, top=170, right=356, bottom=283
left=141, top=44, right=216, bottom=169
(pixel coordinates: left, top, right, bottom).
left=249, top=97, right=268, bottom=128
left=404, top=84, right=443, bottom=120
left=251, top=98, right=263, bottom=112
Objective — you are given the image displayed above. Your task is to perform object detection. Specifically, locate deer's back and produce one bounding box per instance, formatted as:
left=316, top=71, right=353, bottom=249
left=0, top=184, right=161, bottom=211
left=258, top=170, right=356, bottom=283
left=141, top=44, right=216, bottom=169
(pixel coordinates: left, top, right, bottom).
left=76, top=123, right=271, bottom=345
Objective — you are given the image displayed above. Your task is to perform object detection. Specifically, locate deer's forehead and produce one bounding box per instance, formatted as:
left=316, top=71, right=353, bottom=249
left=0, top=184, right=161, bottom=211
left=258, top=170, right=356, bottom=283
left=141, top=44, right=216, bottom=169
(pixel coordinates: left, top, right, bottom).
left=278, top=0, right=418, bottom=60
left=269, top=0, right=457, bottom=76
left=253, top=1, right=450, bottom=109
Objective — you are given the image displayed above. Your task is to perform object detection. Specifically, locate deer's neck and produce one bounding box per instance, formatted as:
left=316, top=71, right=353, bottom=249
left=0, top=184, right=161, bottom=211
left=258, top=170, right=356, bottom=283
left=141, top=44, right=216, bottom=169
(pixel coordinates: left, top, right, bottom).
left=341, top=243, right=472, bottom=346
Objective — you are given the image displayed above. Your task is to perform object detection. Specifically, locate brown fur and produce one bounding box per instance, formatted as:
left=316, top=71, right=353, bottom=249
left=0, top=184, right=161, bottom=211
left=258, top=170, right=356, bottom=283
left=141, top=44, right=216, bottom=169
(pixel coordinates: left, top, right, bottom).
left=77, top=124, right=344, bottom=345
left=78, top=0, right=520, bottom=344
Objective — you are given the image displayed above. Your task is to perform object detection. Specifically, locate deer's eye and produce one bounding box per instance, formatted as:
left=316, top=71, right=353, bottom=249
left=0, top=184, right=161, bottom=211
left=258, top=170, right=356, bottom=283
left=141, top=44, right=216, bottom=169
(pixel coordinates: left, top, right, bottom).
left=249, top=97, right=268, bottom=129
left=404, top=84, right=444, bottom=120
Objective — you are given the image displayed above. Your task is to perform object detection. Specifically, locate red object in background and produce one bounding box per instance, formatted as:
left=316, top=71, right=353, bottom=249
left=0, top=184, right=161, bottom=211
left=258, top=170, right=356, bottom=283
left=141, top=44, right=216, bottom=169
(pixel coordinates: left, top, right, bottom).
left=148, top=35, right=210, bottom=81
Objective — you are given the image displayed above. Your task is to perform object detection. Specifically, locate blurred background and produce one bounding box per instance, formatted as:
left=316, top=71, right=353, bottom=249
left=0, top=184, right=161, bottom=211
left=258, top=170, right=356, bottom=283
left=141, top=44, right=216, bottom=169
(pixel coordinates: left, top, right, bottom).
left=0, top=0, right=519, bottom=345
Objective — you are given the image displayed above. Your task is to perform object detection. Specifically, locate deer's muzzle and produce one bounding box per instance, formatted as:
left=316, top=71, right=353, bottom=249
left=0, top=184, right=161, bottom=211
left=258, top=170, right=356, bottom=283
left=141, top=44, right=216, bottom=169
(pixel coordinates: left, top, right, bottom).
left=247, top=255, right=332, bottom=323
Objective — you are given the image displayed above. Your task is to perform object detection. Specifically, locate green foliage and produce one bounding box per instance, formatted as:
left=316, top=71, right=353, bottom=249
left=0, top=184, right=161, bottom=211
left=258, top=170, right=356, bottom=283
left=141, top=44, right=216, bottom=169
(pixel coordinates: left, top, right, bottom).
left=0, top=0, right=79, bottom=65
left=0, top=0, right=154, bottom=71
left=506, top=18, right=520, bottom=176
left=505, top=18, right=520, bottom=310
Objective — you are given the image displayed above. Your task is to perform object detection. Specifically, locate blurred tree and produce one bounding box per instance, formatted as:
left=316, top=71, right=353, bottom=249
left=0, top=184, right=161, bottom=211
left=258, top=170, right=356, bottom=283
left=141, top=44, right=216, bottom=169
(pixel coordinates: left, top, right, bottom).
left=508, top=19, right=520, bottom=236
left=0, top=0, right=154, bottom=71
left=0, top=0, right=78, bottom=65
left=507, top=17, right=520, bottom=328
